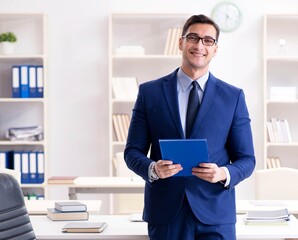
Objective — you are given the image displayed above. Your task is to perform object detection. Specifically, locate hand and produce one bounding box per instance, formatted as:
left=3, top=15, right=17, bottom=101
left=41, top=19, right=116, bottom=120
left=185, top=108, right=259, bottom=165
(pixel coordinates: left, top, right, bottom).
left=154, top=160, right=183, bottom=179
left=192, top=163, right=226, bottom=183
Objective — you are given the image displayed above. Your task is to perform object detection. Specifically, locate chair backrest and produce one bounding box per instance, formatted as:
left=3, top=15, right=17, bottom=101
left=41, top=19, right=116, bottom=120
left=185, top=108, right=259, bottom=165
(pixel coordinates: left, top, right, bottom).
left=0, top=168, right=21, bottom=183
left=0, top=173, right=36, bottom=240
left=255, top=167, right=298, bottom=200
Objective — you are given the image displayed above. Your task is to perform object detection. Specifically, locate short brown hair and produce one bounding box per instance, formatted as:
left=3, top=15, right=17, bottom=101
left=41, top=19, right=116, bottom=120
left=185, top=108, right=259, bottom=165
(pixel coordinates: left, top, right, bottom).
left=182, top=14, right=220, bottom=42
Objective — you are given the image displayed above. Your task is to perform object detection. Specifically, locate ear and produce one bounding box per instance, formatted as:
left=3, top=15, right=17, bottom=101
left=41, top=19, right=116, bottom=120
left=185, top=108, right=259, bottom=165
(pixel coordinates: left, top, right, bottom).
left=179, top=37, right=183, bottom=51
left=212, top=44, right=218, bottom=57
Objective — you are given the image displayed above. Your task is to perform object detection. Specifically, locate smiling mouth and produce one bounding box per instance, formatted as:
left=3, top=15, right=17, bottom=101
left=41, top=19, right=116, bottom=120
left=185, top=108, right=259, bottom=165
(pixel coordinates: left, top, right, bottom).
left=191, top=51, right=206, bottom=57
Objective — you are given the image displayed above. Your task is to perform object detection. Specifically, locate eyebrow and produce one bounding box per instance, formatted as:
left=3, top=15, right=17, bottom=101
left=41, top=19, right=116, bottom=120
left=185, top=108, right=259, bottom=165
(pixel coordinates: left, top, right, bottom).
left=187, top=33, right=215, bottom=39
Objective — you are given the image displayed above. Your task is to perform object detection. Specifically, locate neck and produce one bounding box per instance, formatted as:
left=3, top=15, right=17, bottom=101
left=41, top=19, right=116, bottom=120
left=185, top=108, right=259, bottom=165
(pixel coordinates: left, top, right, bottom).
left=180, top=66, right=208, bottom=80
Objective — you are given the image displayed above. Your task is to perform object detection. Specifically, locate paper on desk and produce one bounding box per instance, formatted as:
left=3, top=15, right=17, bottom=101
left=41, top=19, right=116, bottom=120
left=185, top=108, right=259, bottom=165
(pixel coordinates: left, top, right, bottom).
left=249, top=200, right=286, bottom=206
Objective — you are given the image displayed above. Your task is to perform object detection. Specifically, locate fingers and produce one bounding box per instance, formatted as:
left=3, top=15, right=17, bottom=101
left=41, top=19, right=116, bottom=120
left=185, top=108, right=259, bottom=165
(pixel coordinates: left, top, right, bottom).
left=192, top=163, right=222, bottom=183
left=155, top=160, right=183, bottom=179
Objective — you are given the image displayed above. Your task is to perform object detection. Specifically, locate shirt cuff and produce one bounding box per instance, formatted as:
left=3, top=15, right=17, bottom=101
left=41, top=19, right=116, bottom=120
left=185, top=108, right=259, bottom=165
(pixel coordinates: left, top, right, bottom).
left=148, top=162, right=159, bottom=182
left=221, top=166, right=230, bottom=187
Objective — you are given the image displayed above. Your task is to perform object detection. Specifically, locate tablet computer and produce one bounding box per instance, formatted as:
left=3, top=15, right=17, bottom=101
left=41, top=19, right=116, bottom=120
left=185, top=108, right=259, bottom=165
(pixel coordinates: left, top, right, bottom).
left=159, top=139, right=209, bottom=177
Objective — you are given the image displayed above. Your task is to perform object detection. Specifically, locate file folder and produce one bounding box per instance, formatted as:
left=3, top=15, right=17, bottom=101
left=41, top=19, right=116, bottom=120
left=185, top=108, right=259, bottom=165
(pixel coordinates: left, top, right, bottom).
left=0, top=151, right=13, bottom=169
left=29, top=152, right=38, bottom=183
left=21, top=152, right=30, bottom=183
left=13, top=151, right=22, bottom=177
left=12, top=66, right=20, bottom=98
left=29, top=66, right=37, bottom=98
left=37, top=152, right=44, bottom=183
left=20, top=65, right=29, bottom=98
left=36, top=66, right=44, bottom=98
left=159, top=139, right=209, bottom=177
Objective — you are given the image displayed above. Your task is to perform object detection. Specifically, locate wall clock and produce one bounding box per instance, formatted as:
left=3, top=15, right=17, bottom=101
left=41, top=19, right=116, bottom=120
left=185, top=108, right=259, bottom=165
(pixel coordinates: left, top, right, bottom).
left=211, top=2, right=242, bottom=32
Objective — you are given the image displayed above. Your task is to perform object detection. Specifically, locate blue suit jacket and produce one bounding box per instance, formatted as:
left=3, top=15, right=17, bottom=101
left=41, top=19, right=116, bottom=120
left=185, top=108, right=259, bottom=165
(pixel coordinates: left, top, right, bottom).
left=124, top=68, right=255, bottom=225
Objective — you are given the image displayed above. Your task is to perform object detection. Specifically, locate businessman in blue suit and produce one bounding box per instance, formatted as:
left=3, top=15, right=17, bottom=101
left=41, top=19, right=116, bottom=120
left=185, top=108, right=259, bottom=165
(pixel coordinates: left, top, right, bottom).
left=124, top=14, right=255, bottom=240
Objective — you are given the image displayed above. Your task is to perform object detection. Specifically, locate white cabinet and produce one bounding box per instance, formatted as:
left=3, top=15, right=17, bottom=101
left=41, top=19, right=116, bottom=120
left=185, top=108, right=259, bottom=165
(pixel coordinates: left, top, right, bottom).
left=263, top=14, right=298, bottom=169
left=109, top=13, right=189, bottom=213
left=0, top=13, right=48, bottom=198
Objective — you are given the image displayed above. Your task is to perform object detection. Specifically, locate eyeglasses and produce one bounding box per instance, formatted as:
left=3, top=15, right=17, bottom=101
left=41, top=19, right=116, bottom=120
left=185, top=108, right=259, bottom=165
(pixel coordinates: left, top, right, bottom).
left=182, top=33, right=217, bottom=46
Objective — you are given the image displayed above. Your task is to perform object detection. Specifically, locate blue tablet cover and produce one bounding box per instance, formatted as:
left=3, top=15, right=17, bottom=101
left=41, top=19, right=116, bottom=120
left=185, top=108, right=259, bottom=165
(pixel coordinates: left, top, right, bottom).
left=159, top=139, right=209, bottom=177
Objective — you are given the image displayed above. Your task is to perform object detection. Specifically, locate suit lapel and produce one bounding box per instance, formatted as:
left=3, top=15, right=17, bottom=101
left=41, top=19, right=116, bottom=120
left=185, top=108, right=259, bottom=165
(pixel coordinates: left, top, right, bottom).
left=162, top=70, right=184, bottom=138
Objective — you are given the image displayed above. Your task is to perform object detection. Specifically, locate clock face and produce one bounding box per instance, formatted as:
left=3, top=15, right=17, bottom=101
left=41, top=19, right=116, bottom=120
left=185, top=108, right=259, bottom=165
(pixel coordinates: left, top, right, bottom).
left=211, top=2, right=242, bottom=32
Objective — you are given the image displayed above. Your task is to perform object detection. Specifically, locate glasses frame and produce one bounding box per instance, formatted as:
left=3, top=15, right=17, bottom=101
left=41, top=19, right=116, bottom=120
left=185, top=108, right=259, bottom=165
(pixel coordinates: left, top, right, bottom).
left=182, top=33, right=217, bottom=46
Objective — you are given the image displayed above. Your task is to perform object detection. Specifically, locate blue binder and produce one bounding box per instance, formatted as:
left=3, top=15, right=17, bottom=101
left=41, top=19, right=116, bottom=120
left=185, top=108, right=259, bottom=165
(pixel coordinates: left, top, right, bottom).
left=29, top=66, right=37, bottom=98
left=0, top=151, right=13, bottom=169
left=159, top=139, right=209, bottom=177
left=21, top=152, right=30, bottom=184
left=29, top=152, right=38, bottom=183
left=12, top=66, right=20, bottom=98
left=36, top=66, right=44, bottom=98
left=13, top=151, right=22, bottom=179
left=37, top=151, right=44, bottom=183
left=20, top=65, right=29, bottom=98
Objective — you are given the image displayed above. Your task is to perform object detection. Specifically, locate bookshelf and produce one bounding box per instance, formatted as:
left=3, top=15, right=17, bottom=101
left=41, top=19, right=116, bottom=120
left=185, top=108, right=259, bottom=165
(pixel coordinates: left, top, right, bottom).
left=0, top=13, right=47, bottom=199
left=263, top=14, right=298, bottom=169
left=109, top=13, right=189, bottom=214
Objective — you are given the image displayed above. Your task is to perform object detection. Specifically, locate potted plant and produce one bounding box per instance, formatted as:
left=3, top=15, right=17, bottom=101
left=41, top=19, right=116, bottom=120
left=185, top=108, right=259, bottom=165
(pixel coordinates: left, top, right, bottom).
left=0, top=32, right=17, bottom=54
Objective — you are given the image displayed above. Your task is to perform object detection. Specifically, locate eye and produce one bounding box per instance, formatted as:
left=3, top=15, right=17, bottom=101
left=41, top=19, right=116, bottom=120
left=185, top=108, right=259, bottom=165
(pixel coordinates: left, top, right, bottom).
left=187, top=35, right=198, bottom=41
left=203, top=38, right=214, bottom=45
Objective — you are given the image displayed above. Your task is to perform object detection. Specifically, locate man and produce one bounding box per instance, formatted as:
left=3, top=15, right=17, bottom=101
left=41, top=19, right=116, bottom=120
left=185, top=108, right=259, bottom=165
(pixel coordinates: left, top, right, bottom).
left=124, top=14, right=255, bottom=240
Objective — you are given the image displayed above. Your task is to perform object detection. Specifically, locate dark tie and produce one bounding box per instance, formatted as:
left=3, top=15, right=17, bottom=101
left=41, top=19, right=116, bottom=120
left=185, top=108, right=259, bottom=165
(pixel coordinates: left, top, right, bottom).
left=186, top=81, right=200, bottom=138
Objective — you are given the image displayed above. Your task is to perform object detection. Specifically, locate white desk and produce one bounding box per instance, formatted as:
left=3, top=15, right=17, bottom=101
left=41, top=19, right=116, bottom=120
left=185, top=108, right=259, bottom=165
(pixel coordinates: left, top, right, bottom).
left=236, top=200, right=298, bottom=215
left=47, top=177, right=145, bottom=200
left=31, top=214, right=298, bottom=240
left=25, top=200, right=102, bottom=215
left=31, top=214, right=147, bottom=240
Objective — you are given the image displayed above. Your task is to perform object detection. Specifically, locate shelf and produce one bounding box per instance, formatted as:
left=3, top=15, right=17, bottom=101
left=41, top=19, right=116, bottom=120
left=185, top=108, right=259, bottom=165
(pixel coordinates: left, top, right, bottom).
left=0, top=141, right=45, bottom=146
left=266, top=142, right=298, bottom=147
left=265, top=56, right=298, bottom=62
left=112, top=54, right=182, bottom=59
left=0, top=55, right=45, bottom=59
left=0, top=13, right=47, bottom=198
left=0, top=98, right=45, bottom=103
left=266, top=100, right=298, bottom=104
left=109, top=13, right=189, bottom=214
left=263, top=14, right=298, bottom=170
left=21, top=183, right=46, bottom=188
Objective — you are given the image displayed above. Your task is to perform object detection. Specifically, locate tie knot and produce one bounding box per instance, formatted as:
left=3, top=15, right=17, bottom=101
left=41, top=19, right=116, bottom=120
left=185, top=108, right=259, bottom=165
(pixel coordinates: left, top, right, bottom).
left=192, top=81, right=199, bottom=90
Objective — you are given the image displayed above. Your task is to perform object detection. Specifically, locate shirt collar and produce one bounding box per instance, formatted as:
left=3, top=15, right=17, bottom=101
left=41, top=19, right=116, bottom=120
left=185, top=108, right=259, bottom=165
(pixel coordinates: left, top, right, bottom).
left=177, top=68, right=209, bottom=92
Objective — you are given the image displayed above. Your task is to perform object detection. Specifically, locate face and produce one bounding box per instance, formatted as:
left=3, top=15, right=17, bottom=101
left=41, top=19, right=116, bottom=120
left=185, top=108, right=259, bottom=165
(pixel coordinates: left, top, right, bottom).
left=179, top=23, right=218, bottom=78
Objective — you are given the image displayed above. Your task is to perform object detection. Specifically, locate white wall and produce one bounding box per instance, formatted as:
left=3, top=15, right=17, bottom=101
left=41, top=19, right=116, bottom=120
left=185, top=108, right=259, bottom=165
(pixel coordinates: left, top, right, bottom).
left=1, top=0, right=298, bottom=212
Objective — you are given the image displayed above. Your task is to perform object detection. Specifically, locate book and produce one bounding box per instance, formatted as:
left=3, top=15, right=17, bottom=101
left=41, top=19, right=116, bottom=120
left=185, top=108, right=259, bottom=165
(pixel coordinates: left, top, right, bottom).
left=130, top=213, right=143, bottom=222
left=55, top=201, right=87, bottom=212
left=47, top=176, right=78, bottom=184
left=62, top=222, right=108, bottom=233
left=47, top=208, right=88, bottom=221
left=243, top=208, right=290, bottom=225
left=112, top=77, right=138, bottom=101
left=159, top=139, right=209, bottom=177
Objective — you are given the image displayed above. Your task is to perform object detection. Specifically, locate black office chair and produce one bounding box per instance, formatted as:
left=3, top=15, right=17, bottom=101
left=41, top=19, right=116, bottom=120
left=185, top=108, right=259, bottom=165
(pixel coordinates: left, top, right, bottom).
left=0, top=173, right=36, bottom=240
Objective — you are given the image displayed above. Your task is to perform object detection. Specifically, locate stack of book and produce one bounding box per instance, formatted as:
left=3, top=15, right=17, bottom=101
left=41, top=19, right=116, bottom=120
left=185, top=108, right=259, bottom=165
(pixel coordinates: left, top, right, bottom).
left=112, top=113, right=130, bottom=142
left=164, top=27, right=182, bottom=55
left=243, top=208, right=290, bottom=225
left=6, top=125, right=43, bottom=141
left=47, top=176, right=78, bottom=184
left=62, top=222, right=108, bottom=233
left=47, top=201, right=88, bottom=221
left=266, top=118, right=292, bottom=143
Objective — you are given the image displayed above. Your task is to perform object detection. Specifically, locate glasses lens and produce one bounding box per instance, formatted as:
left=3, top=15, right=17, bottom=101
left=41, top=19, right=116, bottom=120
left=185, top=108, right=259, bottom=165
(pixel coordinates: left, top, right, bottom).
left=186, top=34, right=198, bottom=43
left=202, top=38, right=215, bottom=46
